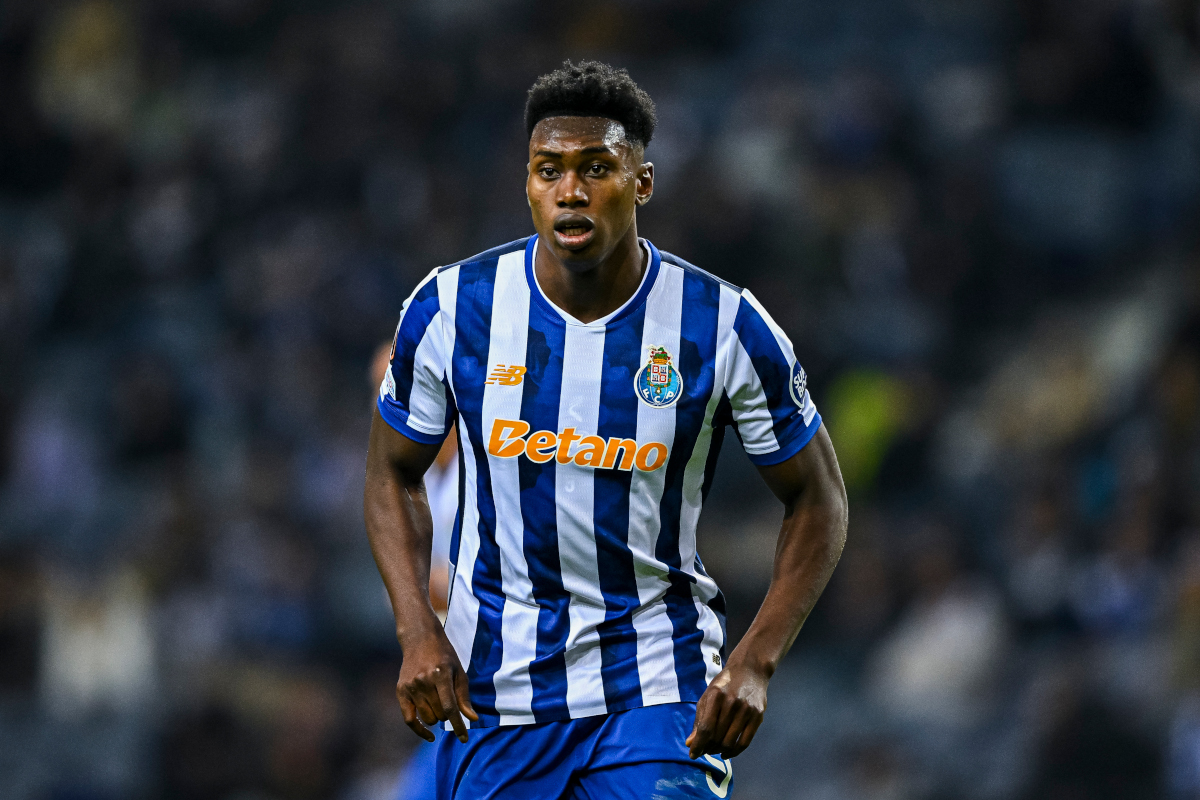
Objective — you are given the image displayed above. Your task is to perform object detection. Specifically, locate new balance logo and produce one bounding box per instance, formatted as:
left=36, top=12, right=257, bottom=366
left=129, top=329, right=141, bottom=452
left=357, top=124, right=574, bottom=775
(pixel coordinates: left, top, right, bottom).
left=486, top=364, right=527, bottom=386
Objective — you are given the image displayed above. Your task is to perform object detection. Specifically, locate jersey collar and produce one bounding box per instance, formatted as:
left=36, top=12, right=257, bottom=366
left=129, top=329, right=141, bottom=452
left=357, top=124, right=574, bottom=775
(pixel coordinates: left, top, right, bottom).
left=524, top=234, right=662, bottom=327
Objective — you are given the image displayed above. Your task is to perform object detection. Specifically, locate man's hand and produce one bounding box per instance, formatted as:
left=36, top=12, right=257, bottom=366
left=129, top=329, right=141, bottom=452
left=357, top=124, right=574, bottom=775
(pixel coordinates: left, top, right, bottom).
left=396, top=630, right=478, bottom=744
left=685, top=662, right=769, bottom=759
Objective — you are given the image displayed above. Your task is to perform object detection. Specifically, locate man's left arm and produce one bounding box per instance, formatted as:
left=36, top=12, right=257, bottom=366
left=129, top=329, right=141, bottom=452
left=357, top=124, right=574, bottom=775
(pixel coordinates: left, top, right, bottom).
left=686, top=423, right=847, bottom=759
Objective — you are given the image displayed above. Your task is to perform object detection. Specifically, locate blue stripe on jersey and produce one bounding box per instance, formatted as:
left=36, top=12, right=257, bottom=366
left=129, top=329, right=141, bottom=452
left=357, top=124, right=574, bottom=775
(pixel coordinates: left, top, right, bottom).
left=732, top=296, right=820, bottom=464
left=654, top=268, right=721, bottom=700
left=450, top=260, right=506, bottom=726
left=442, top=373, right=462, bottom=586
left=659, top=251, right=741, bottom=293
left=519, top=306, right=571, bottom=721
left=593, top=304, right=648, bottom=711
left=702, top=394, right=733, bottom=504
left=448, top=424, right=465, bottom=572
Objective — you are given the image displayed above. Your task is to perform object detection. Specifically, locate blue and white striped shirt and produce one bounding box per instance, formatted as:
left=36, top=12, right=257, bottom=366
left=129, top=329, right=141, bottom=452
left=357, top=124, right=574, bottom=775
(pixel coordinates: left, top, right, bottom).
left=379, top=236, right=821, bottom=728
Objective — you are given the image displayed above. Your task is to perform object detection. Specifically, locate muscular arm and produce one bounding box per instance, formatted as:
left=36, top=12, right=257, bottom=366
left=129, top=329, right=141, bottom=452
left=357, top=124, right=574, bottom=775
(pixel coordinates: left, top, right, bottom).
left=687, top=424, right=848, bottom=759
left=364, top=408, right=477, bottom=742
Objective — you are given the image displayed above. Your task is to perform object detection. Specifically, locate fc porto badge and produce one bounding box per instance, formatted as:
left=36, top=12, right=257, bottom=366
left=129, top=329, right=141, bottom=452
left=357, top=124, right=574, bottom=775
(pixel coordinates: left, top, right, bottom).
left=789, top=361, right=807, bottom=407
left=635, top=346, right=683, bottom=408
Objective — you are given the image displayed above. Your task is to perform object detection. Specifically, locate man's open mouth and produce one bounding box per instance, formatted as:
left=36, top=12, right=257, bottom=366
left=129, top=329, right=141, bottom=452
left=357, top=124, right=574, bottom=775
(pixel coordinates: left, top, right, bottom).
left=552, top=215, right=595, bottom=249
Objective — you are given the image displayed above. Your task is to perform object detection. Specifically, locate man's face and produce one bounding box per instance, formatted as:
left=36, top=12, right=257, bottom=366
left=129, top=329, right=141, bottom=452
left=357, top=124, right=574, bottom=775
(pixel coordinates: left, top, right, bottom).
left=527, top=116, right=653, bottom=272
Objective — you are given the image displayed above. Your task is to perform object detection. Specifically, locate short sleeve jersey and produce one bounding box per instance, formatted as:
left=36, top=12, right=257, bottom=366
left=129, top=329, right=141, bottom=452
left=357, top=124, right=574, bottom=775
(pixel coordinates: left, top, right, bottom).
left=379, top=236, right=821, bottom=728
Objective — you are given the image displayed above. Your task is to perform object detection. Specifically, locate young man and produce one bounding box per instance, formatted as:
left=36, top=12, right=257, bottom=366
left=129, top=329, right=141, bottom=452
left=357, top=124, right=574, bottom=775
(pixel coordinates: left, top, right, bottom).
left=364, top=61, right=847, bottom=799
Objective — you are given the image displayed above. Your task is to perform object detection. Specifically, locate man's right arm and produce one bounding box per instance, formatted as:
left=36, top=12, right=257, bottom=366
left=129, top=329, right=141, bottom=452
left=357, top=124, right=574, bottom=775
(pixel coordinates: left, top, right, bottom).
left=364, top=407, right=477, bottom=742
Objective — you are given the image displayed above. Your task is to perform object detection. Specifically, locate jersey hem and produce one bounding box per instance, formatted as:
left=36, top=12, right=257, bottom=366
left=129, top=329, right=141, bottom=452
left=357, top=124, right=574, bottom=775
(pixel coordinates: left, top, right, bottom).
left=455, top=691, right=704, bottom=730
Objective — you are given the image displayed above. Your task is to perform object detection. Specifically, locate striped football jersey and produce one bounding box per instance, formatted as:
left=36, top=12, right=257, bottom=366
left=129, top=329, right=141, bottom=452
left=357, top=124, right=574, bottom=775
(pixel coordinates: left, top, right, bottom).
left=378, top=235, right=821, bottom=728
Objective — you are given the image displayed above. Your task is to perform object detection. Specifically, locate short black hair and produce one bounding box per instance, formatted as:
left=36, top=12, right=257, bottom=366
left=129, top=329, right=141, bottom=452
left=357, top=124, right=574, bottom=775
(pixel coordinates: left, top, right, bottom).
left=525, top=60, right=657, bottom=149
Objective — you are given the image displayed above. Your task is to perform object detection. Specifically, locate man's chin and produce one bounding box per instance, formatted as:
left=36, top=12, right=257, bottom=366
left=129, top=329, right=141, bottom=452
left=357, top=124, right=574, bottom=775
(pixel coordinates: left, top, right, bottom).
left=543, top=236, right=607, bottom=272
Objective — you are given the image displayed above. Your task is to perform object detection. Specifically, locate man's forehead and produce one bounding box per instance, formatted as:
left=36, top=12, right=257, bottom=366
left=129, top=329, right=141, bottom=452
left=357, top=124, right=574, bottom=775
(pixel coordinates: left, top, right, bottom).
left=530, top=116, right=632, bottom=152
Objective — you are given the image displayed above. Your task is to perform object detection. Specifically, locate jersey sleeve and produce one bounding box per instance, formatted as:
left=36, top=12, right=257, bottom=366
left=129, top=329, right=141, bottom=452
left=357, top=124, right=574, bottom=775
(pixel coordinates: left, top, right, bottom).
left=377, top=268, right=454, bottom=445
left=724, top=289, right=821, bottom=465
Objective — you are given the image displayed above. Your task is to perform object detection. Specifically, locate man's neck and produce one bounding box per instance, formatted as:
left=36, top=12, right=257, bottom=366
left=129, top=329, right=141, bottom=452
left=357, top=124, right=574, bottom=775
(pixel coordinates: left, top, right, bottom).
left=534, top=228, right=646, bottom=324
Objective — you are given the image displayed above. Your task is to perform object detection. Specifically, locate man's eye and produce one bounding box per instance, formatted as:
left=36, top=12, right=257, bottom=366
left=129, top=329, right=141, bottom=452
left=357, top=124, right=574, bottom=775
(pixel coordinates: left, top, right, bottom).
left=588, top=164, right=608, bottom=175
left=539, top=166, right=558, bottom=178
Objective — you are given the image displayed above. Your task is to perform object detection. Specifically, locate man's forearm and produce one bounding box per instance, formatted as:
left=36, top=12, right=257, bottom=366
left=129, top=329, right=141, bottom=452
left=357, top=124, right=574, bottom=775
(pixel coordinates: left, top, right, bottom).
left=727, top=493, right=847, bottom=675
left=364, top=468, right=441, bottom=644
left=365, top=413, right=476, bottom=743
left=687, top=428, right=846, bottom=759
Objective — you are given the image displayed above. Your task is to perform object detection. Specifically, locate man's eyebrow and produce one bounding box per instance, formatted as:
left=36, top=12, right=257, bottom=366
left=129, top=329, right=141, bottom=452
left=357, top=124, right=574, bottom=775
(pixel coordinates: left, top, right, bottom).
left=533, top=145, right=616, bottom=159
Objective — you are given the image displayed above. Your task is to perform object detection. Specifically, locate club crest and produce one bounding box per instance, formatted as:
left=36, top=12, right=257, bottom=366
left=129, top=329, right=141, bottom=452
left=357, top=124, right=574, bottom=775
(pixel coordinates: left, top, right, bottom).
left=635, top=346, right=683, bottom=408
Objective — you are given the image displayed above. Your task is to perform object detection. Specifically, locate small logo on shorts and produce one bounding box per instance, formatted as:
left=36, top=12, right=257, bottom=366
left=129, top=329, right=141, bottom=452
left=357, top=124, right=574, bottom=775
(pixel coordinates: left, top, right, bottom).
left=712, top=653, right=721, bottom=666
left=635, top=346, right=683, bottom=408
left=703, top=755, right=733, bottom=797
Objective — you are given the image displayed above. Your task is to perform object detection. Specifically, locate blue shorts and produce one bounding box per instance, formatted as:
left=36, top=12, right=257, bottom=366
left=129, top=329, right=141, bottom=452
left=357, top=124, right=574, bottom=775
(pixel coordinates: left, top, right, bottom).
left=433, top=702, right=734, bottom=799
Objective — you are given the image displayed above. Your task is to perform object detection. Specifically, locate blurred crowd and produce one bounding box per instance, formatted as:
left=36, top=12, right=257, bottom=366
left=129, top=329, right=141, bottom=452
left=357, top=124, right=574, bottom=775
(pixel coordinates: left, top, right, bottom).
left=1, top=0, right=1199, bottom=798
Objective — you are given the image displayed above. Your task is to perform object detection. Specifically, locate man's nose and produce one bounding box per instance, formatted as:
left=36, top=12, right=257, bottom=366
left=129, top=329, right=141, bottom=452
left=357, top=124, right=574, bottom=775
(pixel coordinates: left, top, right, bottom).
left=557, top=172, right=588, bottom=207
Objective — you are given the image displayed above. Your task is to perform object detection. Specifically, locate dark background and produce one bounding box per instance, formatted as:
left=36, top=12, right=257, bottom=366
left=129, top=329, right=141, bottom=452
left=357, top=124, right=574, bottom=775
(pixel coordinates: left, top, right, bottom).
left=1, top=0, right=1198, bottom=798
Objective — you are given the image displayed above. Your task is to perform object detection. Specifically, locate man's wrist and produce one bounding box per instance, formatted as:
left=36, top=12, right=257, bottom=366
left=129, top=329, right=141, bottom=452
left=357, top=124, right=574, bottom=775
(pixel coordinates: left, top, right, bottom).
left=395, top=609, right=444, bottom=648
left=724, top=642, right=779, bottom=678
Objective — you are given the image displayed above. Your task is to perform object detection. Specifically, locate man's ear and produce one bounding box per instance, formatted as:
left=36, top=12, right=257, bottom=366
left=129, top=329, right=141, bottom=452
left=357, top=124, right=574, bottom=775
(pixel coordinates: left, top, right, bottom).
left=635, top=162, right=654, bottom=206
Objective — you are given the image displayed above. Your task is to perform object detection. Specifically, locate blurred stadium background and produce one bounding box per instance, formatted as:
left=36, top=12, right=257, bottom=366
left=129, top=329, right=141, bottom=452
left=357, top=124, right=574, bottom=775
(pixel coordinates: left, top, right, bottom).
left=1, top=0, right=1199, bottom=798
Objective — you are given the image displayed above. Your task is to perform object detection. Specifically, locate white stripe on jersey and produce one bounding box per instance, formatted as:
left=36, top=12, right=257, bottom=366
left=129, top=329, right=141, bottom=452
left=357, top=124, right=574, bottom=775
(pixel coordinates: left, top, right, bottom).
left=629, top=264, right=685, bottom=702
left=436, top=266, right=460, bottom=392
left=446, top=425, right=483, bottom=671
left=407, top=319, right=449, bottom=435
left=556, top=324, right=609, bottom=718
left=483, top=250, right=538, bottom=724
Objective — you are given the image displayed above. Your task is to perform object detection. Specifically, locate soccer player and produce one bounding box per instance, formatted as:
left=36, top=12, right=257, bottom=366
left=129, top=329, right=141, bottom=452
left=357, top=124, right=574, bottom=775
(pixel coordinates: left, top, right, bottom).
left=364, top=61, right=848, bottom=799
